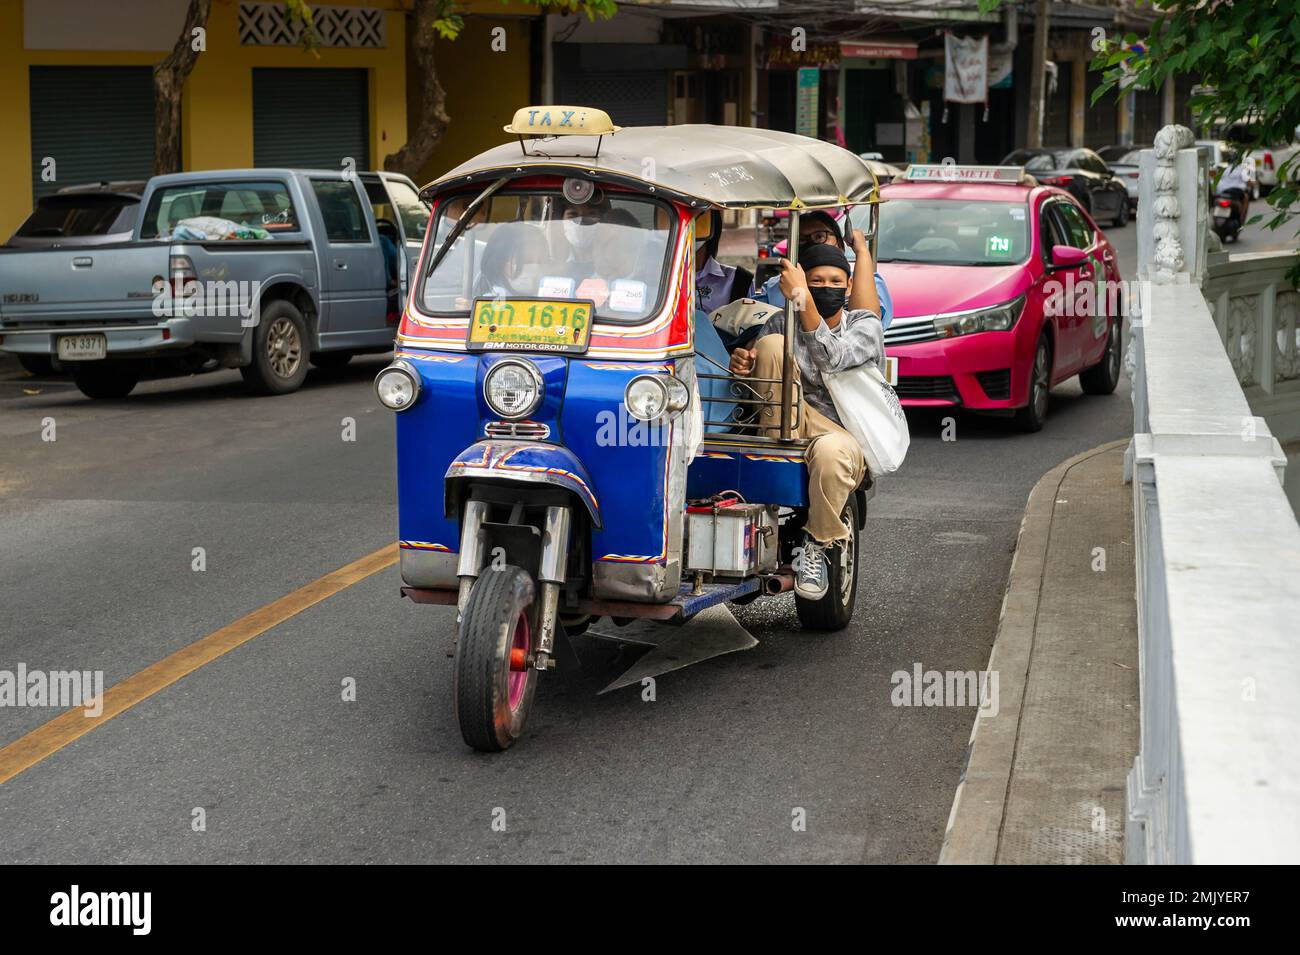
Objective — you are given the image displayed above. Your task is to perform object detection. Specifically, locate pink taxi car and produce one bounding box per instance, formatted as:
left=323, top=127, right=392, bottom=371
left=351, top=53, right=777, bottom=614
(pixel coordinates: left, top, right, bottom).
left=859, top=164, right=1124, bottom=431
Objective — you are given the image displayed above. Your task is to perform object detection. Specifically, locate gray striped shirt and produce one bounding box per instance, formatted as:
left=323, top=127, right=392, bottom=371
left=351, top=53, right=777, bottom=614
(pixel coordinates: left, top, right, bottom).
left=755, top=307, right=885, bottom=425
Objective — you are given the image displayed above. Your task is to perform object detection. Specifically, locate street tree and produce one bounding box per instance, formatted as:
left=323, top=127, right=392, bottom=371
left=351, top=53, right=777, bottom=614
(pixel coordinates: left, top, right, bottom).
left=154, top=1, right=618, bottom=178
left=981, top=0, right=1300, bottom=250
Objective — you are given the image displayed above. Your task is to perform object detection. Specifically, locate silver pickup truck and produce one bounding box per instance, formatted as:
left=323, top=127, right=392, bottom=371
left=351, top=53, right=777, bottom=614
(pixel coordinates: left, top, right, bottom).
left=0, top=168, right=428, bottom=398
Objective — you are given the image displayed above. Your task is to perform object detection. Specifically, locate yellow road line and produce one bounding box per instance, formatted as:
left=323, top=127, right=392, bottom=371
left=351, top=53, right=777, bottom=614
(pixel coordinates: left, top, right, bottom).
left=0, top=543, right=398, bottom=787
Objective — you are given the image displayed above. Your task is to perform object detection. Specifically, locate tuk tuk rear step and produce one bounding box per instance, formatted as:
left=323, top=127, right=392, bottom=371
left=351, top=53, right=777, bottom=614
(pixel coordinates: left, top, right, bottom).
left=401, top=571, right=793, bottom=624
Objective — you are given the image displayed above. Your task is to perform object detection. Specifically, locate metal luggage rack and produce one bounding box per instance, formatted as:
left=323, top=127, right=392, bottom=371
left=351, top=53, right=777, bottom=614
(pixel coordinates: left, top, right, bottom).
left=694, top=349, right=806, bottom=445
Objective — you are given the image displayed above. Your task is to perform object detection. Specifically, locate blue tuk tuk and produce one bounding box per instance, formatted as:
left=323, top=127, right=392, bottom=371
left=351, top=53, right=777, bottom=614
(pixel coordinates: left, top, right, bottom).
left=376, top=106, right=883, bottom=750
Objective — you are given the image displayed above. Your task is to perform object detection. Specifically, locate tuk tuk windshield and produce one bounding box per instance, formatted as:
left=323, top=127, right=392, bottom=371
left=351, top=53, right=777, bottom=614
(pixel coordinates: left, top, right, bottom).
left=420, top=191, right=676, bottom=324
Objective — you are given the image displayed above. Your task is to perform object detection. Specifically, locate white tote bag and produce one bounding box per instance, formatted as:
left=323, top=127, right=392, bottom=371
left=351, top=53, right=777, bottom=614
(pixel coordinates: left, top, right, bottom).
left=823, top=361, right=910, bottom=475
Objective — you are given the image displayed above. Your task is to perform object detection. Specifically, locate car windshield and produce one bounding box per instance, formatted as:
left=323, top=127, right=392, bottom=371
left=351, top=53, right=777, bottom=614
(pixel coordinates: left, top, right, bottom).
left=1116, top=149, right=1144, bottom=165
left=15, top=195, right=138, bottom=238
left=420, top=191, right=675, bottom=324
left=876, top=199, right=1030, bottom=266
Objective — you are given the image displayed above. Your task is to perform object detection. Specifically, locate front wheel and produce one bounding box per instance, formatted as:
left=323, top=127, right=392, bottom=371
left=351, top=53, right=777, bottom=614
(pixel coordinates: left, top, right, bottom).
left=1112, top=199, right=1129, bottom=227
left=72, top=361, right=139, bottom=400
left=795, top=493, right=860, bottom=631
left=454, top=565, right=538, bottom=752
left=1014, top=332, right=1052, bottom=432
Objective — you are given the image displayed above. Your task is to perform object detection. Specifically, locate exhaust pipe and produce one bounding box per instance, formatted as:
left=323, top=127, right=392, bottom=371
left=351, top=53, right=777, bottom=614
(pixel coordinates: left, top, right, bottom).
left=762, top=572, right=795, bottom=596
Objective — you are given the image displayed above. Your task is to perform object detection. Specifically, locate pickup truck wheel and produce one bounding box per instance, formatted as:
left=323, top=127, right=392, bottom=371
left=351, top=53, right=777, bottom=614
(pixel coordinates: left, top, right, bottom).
left=241, top=300, right=309, bottom=395
left=309, top=351, right=353, bottom=370
left=72, top=361, right=139, bottom=400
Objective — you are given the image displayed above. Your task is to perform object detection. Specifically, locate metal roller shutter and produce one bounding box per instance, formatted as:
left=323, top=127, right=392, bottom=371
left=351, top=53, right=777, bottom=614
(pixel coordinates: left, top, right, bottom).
left=29, top=67, right=154, bottom=200
left=252, top=68, right=369, bottom=170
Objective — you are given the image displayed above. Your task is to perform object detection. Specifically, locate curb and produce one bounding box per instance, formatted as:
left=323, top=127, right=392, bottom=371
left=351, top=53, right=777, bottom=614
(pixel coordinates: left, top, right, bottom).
left=937, top=438, right=1130, bottom=865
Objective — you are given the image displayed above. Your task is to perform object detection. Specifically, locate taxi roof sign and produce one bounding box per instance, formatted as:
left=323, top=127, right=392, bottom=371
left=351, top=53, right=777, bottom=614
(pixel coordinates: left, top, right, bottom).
left=903, top=164, right=1030, bottom=184
left=504, top=106, right=621, bottom=137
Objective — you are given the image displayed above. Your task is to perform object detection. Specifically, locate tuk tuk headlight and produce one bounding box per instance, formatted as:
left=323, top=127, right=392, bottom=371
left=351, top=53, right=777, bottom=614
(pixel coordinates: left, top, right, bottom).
left=484, top=359, right=543, bottom=419
left=625, top=374, right=689, bottom=421
left=375, top=360, right=420, bottom=411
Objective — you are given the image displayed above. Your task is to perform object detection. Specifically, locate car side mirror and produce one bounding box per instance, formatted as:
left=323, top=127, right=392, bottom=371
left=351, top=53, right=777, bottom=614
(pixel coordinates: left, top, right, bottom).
left=1050, top=245, right=1088, bottom=268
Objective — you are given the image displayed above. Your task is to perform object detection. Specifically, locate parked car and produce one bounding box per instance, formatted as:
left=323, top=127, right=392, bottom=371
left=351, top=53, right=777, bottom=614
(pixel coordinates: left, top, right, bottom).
left=863, top=163, right=1124, bottom=432
left=1195, top=139, right=1259, bottom=198
left=1001, top=147, right=1131, bottom=227
left=0, top=168, right=429, bottom=399
left=1097, top=144, right=1148, bottom=210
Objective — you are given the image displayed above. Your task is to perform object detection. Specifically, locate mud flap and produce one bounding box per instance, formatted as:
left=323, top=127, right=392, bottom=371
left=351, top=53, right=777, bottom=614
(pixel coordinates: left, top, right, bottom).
left=593, top=604, right=757, bottom=694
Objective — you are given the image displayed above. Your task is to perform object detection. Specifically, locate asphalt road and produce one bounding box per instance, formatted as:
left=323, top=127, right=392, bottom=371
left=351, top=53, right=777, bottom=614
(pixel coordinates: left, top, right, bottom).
left=0, top=209, right=1290, bottom=864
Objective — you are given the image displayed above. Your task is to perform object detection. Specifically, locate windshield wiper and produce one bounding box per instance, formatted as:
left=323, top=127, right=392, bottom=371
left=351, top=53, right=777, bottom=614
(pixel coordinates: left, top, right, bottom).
left=425, top=176, right=510, bottom=277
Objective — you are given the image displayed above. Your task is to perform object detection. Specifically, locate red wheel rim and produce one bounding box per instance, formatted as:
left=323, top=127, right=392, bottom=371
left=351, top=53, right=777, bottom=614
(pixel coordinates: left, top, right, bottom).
left=507, top=613, right=530, bottom=712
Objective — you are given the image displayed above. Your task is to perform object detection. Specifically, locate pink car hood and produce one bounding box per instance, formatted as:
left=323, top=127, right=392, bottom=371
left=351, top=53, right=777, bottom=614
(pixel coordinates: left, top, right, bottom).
left=878, top=262, right=1031, bottom=317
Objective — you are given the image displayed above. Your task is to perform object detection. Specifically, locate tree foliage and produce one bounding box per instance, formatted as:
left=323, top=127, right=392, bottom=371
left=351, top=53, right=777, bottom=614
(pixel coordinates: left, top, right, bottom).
left=980, top=0, right=1300, bottom=243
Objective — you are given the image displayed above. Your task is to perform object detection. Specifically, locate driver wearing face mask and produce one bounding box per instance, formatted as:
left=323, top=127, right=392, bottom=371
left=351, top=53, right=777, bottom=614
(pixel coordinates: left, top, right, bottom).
left=558, top=199, right=611, bottom=273
left=727, top=241, right=882, bottom=602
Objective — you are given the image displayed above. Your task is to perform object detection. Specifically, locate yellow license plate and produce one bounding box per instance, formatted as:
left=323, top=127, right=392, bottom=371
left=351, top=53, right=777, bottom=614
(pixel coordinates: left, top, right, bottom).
left=467, top=298, right=594, bottom=354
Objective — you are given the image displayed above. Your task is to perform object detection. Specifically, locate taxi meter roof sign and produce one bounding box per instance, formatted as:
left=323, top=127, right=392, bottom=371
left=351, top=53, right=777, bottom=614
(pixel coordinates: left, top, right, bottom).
left=903, top=164, right=1031, bottom=184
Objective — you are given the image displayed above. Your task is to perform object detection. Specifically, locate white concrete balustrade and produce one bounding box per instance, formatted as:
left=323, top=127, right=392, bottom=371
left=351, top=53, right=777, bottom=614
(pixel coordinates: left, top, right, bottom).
left=1125, top=126, right=1300, bottom=863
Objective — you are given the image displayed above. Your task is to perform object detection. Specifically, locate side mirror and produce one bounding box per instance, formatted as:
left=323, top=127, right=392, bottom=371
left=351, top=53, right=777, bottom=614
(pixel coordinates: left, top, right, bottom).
left=1050, top=245, right=1088, bottom=268
left=694, top=211, right=715, bottom=241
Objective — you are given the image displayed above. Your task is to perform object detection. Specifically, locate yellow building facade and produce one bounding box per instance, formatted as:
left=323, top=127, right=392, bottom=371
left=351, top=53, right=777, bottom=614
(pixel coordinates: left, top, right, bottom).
left=0, top=0, right=417, bottom=237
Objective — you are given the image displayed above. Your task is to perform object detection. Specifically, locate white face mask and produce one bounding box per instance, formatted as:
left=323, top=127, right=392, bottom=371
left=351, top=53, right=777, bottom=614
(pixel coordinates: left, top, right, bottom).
left=563, top=217, right=593, bottom=252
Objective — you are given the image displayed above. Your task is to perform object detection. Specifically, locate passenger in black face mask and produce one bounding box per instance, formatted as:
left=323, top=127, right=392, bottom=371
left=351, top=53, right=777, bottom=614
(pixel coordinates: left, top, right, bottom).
left=725, top=239, right=885, bottom=603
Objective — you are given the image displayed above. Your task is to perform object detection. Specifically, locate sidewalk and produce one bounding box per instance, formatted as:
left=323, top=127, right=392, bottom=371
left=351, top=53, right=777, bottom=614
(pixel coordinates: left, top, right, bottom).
left=940, top=440, right=1139, bottom=864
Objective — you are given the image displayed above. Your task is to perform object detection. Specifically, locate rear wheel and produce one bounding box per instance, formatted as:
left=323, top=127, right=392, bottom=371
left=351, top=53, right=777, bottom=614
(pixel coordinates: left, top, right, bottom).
left=240, top=299, right=309, bottom=395
left=1112, top=199, right=1129, bottom=227
left=1080, top=317, right=1122, bottom=395
left=72, top=361, right=139, bottom=400
left=795, top=494, right=860, bottom=631
left=1014, top=332, right=1052, bottom=432
left=454, top=565, right=538, bottom=752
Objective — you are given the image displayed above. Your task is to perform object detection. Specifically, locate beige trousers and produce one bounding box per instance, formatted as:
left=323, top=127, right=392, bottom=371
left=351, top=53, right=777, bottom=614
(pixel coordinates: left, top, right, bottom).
left=751, top=334, right=866, bottom=544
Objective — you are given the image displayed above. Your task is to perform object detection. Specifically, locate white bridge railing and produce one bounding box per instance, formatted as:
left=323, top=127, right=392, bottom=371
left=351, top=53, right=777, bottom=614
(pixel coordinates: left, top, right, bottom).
left=1125, top=126, right=1300, bottom=863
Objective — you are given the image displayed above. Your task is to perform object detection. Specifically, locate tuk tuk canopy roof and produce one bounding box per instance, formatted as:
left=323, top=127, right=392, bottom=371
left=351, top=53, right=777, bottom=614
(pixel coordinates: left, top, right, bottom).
left=421, top=125, right=881, bottom=211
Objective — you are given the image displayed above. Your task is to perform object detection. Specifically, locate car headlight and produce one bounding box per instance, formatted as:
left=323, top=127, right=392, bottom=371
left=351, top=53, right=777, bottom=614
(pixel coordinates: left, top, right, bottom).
left=484, top=359, right=543, bottom=419
left=374, top=359, right=420, bottom=411
left=933, top=295, right=1026, bottom=339
left=625, top=374, right=690, bottom=422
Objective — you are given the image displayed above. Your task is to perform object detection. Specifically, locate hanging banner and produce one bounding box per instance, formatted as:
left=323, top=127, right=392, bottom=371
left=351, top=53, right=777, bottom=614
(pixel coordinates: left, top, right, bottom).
left=944, top=33, right=988, bottom=105
left=989, top=49, right=1013, bottom=90
left=796, top=67, right=820, bottom=138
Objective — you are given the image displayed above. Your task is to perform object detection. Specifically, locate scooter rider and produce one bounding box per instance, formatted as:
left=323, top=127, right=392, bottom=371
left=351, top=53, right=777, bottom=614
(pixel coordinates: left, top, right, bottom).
left=1217, top=150, right=1253, bottom=220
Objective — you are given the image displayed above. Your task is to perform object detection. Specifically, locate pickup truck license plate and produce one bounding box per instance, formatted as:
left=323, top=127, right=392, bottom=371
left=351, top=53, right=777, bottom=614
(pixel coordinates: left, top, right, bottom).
left=467, top=299, right=593, bottom=354
left=56, top=334, right=107, bottom=361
